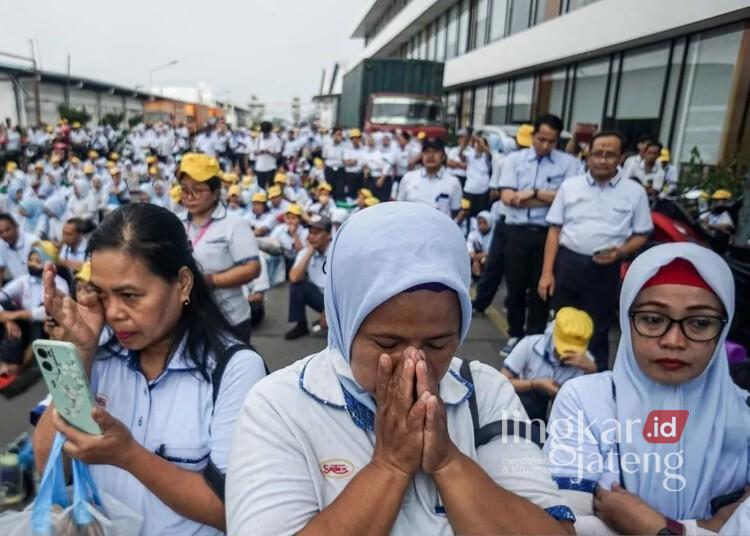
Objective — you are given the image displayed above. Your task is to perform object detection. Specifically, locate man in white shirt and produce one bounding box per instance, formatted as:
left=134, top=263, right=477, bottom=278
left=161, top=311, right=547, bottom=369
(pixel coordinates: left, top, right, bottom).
left=463, top=135, right=493, bottom=216
left=254, top=121, right=281, bottom=189
left=539, top=130, right=653, bottom=371
left=194, top=127, right=216, bottom=156
left=628, top=141, right=666, bottom=194
left=284, top=216, right=332, bottom=341
left=397, top=138, right=462, bottom=217
left=323, top=128, right=345, bottom=200
left=57, top=218, right=88, bottom=273
left=0, top=214, right=38, bottom=285
left=447, top=128, right=472, bottom=189
left=343, top=129, right=365, bottom=199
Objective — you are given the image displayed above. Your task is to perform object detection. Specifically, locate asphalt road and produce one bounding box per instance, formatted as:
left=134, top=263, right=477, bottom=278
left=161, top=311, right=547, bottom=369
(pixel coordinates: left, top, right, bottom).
left=0, top=283, right=509, bottom=446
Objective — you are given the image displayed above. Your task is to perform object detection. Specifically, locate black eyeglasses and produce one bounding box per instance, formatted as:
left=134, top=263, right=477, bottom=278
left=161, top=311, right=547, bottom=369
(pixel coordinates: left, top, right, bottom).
left=629, top=311, right=726, bottom=342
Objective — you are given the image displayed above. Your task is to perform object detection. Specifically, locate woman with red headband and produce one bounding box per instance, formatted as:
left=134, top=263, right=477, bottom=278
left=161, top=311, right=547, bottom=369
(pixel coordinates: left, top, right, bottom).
left=543, top=243, right=750, bottom=535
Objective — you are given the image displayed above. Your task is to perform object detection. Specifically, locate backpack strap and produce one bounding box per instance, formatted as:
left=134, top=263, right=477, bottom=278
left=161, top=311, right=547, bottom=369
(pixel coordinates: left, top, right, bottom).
left=204, top=343, right=268, bottom=503
left=458, top=359, right=543, bottom=449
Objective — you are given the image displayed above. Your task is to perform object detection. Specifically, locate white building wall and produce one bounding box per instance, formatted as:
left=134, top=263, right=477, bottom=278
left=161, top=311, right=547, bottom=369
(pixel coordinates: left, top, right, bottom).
left=0, top=79, right=19, bottom=125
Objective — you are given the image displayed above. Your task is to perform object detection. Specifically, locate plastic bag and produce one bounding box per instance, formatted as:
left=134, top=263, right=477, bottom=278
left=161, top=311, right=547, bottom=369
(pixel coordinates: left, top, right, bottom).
left=0, top=433, right=143, bottom=535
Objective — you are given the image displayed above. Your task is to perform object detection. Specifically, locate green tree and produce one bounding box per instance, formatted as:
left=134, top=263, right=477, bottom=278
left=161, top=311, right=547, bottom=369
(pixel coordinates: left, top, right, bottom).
left=101, top=112, right=125, bottom=129
left=58, top=104, right=92, bottom=125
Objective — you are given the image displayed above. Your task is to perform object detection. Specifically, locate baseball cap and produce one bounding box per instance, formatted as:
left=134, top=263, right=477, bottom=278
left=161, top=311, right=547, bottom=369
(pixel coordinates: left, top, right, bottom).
left=659, top=148, right=670, bottom=163
left=349, top=128, right=362, bottom=138
left=286, top=203, right=303, bottom=217
left=179, top=153, right=221, bottom=182
left=267, top=185, right=283, bottom=198
left=461, top=198, right=471, bottom=210
left=711, top=189, right=732, bottom=201
left=75, top=262, right=92, bottom=283
left=222, top=172, right=239, bottom=184
left=274, top=172, right=288, bottom=184
left=308, top=214, right=332, bottom=232
left=83, top=163, right=95, bottom=174
left=228, top=185, right=242, bottom=197
left=422, top=137, right=446, bottom=153
left=364, top=197, right=380, bottom=207
left=318, top=183, right=333, bottom=193
left=516, top=124, right=534, bottom=148
left=358, top=188, right=373, bottom=198
left=252, top=192, right=268, bottom=203
left=553, top=307, right=594, bottom=356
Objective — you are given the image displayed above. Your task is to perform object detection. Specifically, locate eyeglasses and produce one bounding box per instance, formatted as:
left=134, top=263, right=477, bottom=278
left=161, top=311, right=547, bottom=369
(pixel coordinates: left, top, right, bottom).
left=629, top=311, right=726, bottom=342
left=589, top=151, right=621, bottom=161
left=180, top=187, right=212, bottom=199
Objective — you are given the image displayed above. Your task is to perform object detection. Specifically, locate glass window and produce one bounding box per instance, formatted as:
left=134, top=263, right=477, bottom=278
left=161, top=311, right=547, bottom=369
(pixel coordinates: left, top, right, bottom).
left=458, top=0, right=470, bottom=56
left=569, top=58, right=609, bottom=130
left=508, top=0, right=532, bottom=36
left=616, top=44, right=670, bottom=119
left=672, top=25, right=743, bottom=163
left=418, top=31, right=427, bottom=59
left=473, top=0, right=490, bottom=49
left=436, top=14, right=447, bottom=61
left=511, top=75, right=534, bottom=122
left=460, top=88, right=474, bottom=128
left=473, top=85, right=490, bottom=127
left=445, top=91, right=460, bottom=132
left=566, top=0, right=599, bottom=13
left=537, top=68, right=567, bottom=117
left=659, top=39, right=686, bottom=147
left=426, top=24, right=436, bottom=61
left=446, top=6, right=459, bottom=60
left=489, top=80, right=510, bottom=124
left=534, top=0, right=561, bottom=24
left=489, top=0, right=508, bottom=42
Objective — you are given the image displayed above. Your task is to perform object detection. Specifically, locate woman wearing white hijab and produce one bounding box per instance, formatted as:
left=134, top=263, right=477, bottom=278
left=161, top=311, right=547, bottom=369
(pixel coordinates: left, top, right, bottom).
left=543, top=243, right=750, bottom=535
left=65, top=178, right=97, bottom=222
left=226, top=202, right=574, bottom=535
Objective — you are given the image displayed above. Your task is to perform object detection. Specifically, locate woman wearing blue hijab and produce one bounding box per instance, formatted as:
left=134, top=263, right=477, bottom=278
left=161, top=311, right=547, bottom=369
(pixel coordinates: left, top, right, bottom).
left=543, top=243, right=750, bottom=535
left=18, top=198, right=48, bottom=237
left=227, top=202, right=574, bottom=535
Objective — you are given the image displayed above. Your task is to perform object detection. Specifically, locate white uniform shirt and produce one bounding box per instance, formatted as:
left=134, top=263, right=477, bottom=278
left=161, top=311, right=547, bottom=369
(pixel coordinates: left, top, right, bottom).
left=343, top=146, right=365, bottom=173
left=194, top=133, right=216, bottom=156
left=363, top=148, right=387, bottom=177
left=181, top=204, right=260, bottom=325
left=546, top=172, right=653, bottom=256
left=464, top=150, right=492, bottom=195
left=397, top=167, right=463, bottom=216
left=447, top=145, right=471, bottom=179
left=61, top=238, right=88, bottom=263
left=270, top=223, right=309, bottom=260
left=503, top=332, right=593, bottom=385
left=0, top=231, right=39, bottom=280
left=254, top=134, right=282, bottom=173
left=291, top=243, right=330, bottom=292
left=0, top=274, right=69, bottom=321
left=226, top=350, right=573, bottom=535
left=90, top=338, right=266, bottom=536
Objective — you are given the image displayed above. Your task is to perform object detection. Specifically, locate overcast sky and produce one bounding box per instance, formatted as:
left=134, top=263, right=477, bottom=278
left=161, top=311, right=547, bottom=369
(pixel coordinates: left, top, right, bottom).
left=0, top=0, right=366, bottom=117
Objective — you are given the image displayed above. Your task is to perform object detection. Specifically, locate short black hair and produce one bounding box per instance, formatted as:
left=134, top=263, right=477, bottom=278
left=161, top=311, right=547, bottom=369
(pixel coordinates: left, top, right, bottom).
left=637, top=133, right=654, bottom=144
left=645, top=141, right=663, bottom=153
left=533, top=114, right=564, bottom=135
left=590, top=130, right=625, bottom=154
left=0, top=213, right=18, bottom=227
left=65, top=217, right=86, bottom=233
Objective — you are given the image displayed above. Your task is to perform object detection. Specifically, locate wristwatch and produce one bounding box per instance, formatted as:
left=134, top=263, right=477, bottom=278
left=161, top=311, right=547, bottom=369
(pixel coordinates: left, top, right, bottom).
left=656, top=517, right=685, bottom=535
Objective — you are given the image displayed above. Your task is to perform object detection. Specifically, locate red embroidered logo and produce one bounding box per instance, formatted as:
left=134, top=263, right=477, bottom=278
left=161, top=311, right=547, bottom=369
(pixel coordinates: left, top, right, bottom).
left=643, top=410, right=689, bottom=444
left=319, top=459, right=354, bottom=479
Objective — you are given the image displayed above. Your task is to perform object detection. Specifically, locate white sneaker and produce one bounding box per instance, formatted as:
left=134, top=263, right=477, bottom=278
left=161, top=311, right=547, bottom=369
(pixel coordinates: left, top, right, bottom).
left=499, top=337, right=520, bottom=358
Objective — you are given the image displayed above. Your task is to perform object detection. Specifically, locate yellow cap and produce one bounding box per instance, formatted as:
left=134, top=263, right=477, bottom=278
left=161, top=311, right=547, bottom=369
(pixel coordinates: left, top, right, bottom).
left=286, top=203, right=303, bottom=217
left=417, top=131, right=426, bottom=140
left=88, top=150, right=99, bottom=160
left=46, top=125, right=54, bottom=133
left=358, top=188, right=373, bottom=198
left=267, top=185, right=282, bottom=198
left=111, top=167, right=121, bottom=175
left=313, top=157, right=324, bottom=169
left=461, top=198, right=471, bottom=210
left=553, top=307, right=594, bottom=357
left=5, top=161, right=17, bottom=172
left=659, top=148, right=670, bottom=163
left=252, top=192, right=268, bottom=203
left=349, top=128, right=362, bottom=138
left=32, top=240, right=60, bottom=264
left=274, top=172, right=288, bottom=184
left=364, top=196, right=380, bottom=207
left=179, top=153, right=221, bottom=182
left=109, top=152, right=120, bottom=161
left=242, top=175, right=254, bottom=187
left=75, top=262, right=92, bottom=283
left=148, top=166, right=159, bottom=175
left=170, top=184, right=182, bottom=202
left=72, top=121, right=81, bottom=128
left=228, top=184, right=242, bottom=197
left=711, top=189, right=732, bottom=200
left=222, top=172, right=239, bottom=184
left=146, top=155, right=157, bottom=164
left=83, top=163, right=95, bottom=174
left=516, top=124, right=534, bottom=148
left=317, top=182, right=332, bottom=193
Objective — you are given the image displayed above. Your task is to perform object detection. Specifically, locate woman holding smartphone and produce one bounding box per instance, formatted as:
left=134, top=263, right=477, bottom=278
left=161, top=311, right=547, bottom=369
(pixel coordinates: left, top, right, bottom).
left=32, top=203, right=267, bottom=535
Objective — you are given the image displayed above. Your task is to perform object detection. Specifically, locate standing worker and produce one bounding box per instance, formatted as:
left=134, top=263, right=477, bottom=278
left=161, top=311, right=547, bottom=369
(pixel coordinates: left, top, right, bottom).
left=496, top=115, right=578, bottom=358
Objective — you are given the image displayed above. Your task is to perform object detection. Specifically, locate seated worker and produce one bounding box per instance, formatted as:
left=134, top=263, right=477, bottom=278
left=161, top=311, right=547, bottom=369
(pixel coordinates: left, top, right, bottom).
left=283, top=215, right=332, bottom=341
left=270, top=204, right=309, bottom=272
left=308, top=183, right=336, bottom=219
left=501, top=307, right=595, bottom=422
left=543, top=244, right=750, bottom=535
left=699, top=189, right=735, bottom=235
left=351, top=188, right=374, bottom=214
left=466, top=210, right=494, bottom=278
left=0, top=241, right=69, bottom=378
left=245, top=192, right=276, bottom=237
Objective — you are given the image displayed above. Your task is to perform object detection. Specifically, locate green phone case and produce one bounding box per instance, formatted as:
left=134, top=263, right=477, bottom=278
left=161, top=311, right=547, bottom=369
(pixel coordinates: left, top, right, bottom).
left=32, top=339, right=102, bottom=435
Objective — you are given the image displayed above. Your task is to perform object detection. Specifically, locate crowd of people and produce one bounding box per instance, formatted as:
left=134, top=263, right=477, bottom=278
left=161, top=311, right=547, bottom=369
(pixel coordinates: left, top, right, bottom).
left=0, top=111, right=747, bottom=535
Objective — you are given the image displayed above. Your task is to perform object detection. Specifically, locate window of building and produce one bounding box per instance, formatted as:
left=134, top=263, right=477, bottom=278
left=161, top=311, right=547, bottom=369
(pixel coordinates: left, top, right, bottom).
left=489, top=0, right=509, bottom=42
left=616, top=44, right=670, bottom=120
left=489, top=80, right=510, bottom=124
left=534, top=0, right=561, bottom=24
left=659, top=39, right=686, bottom=147
left=460, top=88, right=474, bottom=128
left=445, top=91, right=460, bottom=132
left=672, top=24, right=744, bottom=163
left=508, top=0, right=533, bottom=36
left=473, top=0, right=490, bottom=50
left=418, top=30, right=427, bottom=59
left=473, top=85, right=490, bottom=127
left=537, top=68, right=568, bottom=118
left=458, top=0, right=471, bottom=56
left=446, top=5, right=459, bottom=60
left=426, top=23, right=436, bottom=61
left=436, top=13, right=447, bottom=61
left=511, top=75, right=535, bottom=122
left=569, top=57, right=609, bottom=130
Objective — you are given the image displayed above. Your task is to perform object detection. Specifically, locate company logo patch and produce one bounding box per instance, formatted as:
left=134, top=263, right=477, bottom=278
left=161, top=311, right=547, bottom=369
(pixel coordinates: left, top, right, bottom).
left=319, top=459, right=354, bottom=479
left=643, top=410, right=689, bottom=444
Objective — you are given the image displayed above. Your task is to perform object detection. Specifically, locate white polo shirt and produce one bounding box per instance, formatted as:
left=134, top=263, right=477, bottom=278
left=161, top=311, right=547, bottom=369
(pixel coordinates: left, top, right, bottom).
left=397, top=167, right=463, bottom=216
left=464, top=150, right=492, bottom=195
left=343, top=146, right=364, bottom=173
left=0, top=274, right=69, bottom=321
left=292, top=242, right=330, bottom=293
left=270, top=223, right=309, bottom=260
left=0, top=231, right=39, bottom=280
left=502, top=330, right=594, bottom=385
left=254, top=134, right=282, bottom=173
left=61, top=238, right=88, bottom=263
left=227, top=349, right=573, bottom=535
left=89, top=338, right=266, bottom=536
left=181, top=204, right=260, bottom=326
left=546, top=171, right=653, bottom=256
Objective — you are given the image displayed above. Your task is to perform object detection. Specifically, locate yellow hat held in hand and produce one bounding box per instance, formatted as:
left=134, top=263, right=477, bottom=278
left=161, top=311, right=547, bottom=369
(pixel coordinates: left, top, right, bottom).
left=32, top=240, right=60, bottom=265
left=75, top=262, right=92, bottom=283
left=267, top=185, right=282, bottom=198
left=516, top=124, right=534, bottom=148
left=358, top=188, right=373, bottom=199
left=179, top=153, right=221, bottom=182
left=252, top=192, right=268, bottom=203
left=711, top=189, right=732, bottom=201
left=553, top=307, right=594, bottom=357
left=461, top=198, right=471, bottom=210
left=286, top=203, right=303, bottom=217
